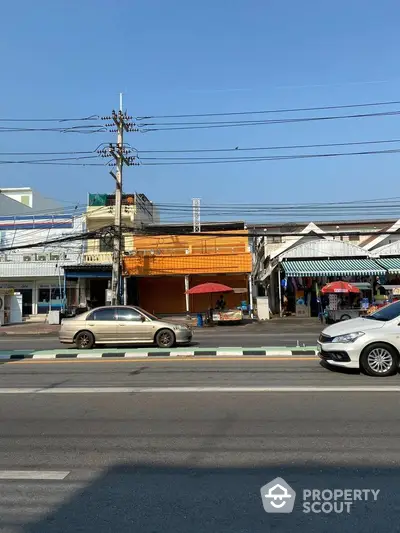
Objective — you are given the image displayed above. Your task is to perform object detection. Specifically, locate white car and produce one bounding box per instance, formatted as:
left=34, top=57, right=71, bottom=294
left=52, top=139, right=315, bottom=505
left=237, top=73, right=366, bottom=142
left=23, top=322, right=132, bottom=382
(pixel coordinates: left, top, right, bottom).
left=318, top=300, right=400, bottom=377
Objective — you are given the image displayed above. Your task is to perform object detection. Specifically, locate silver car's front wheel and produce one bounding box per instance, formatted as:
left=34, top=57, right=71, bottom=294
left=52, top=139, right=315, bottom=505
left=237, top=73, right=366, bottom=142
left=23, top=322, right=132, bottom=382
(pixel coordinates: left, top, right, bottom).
left=75, top=330, right=95, bottom=350
left=155, top=329, right=175, bottom=349
left=361, top=343, right=398, bottom=377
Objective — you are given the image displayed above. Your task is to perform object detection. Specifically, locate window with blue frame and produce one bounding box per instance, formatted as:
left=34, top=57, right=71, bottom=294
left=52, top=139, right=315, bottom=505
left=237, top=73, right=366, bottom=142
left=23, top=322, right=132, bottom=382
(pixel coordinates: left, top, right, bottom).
left=38, top=287, right=63, bottom=313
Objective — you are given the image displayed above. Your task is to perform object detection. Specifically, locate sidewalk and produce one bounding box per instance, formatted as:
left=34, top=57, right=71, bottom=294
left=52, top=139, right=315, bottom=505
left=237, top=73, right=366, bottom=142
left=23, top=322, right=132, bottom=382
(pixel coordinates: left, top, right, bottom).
left=0, top=323, right=60, bottom=336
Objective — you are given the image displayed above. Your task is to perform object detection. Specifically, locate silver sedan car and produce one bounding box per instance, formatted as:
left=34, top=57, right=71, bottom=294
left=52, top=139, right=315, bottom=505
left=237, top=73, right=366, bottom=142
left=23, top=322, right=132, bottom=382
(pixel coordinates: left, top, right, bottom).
left=59, top=306, right=193, bottom=349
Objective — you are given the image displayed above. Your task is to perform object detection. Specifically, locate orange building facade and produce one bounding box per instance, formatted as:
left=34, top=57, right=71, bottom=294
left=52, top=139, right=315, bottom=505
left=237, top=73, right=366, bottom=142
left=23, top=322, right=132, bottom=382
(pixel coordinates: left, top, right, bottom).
left=123, top=230, right=252, bottom=314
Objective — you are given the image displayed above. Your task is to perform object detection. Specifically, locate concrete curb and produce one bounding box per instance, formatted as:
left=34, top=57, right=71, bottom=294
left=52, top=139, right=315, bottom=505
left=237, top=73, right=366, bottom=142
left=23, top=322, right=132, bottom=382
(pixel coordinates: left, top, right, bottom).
left=0, top=347, right=319, bottom=361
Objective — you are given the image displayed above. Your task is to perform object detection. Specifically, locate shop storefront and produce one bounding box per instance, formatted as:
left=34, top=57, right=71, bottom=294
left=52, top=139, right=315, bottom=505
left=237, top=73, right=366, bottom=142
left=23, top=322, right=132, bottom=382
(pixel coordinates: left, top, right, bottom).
left=0, top=279, right=64, bottom=316
left=63, top=265, right=112, bottom=312
left=280, top=258, right=386, bottom=318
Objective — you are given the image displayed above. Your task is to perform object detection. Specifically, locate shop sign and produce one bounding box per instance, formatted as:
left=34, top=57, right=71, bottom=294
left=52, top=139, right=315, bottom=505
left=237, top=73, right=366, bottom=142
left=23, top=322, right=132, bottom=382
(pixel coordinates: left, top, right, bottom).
left=0, top=283, right=32, bottom=289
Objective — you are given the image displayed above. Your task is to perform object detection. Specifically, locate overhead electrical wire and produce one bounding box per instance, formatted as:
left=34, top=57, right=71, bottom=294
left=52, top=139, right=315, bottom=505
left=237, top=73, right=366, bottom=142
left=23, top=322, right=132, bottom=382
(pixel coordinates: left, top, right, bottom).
left=137, top=99, right=400, bottom=120
left=0, top=124, right=105, bottom=134
left=140, top=109, right=400, bottom=132
left=0, top=115, right=99, bottom=123
left=0, top=150, right=94, bottom=156
left=136, top=138, right=400, bottom=154
left=139, top=147, right=400, bottom=165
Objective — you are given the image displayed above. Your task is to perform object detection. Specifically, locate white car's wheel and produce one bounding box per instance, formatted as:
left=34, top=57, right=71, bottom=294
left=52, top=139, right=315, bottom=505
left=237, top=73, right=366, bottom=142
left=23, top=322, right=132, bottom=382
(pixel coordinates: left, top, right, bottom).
left=360, top=343, right=398, bottom=377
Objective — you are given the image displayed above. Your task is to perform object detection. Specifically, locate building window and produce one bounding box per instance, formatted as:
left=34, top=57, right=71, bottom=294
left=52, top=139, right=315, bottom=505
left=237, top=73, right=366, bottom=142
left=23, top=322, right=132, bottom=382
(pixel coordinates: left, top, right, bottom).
left=37, top=287, right=62, bottom=314
left=349, top=235, right=359, bottom=242
left=20, top=195, right=30, bottom=206
left=267, top=236, right=283, bottom=244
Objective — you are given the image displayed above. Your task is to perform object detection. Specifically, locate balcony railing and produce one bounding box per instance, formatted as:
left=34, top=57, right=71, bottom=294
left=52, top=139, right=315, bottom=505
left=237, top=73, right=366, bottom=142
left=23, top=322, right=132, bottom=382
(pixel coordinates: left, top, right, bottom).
left=127, top=245, right=250, bottom=257
left=84, top=246, right=250, bottom=264
left=84, top=252, right=113, bottom=264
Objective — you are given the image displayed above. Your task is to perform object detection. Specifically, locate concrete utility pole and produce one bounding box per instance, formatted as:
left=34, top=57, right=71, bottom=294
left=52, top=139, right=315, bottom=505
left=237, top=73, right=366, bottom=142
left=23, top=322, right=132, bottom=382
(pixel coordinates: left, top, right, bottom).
left=100, top=95, right=137, bottom=305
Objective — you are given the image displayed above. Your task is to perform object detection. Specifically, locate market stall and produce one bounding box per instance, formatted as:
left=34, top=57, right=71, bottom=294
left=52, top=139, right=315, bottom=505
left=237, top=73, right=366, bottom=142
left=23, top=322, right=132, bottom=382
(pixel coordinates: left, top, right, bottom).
left=321, top=281, right=366, bottom=323
left=185, top=282, right=244, bottom=325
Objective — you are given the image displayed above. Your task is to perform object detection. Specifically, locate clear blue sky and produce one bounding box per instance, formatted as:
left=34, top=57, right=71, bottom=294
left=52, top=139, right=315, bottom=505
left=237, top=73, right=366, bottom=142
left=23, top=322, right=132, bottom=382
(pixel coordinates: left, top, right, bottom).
left=1, top=0, right=400, bottom=212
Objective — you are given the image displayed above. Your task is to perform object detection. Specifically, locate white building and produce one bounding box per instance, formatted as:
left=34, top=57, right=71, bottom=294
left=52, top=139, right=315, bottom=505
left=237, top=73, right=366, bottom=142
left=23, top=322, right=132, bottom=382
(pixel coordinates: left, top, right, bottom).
left=252, top=218, right=400, bottom=317
left=0, top=188, right=85, bottom=317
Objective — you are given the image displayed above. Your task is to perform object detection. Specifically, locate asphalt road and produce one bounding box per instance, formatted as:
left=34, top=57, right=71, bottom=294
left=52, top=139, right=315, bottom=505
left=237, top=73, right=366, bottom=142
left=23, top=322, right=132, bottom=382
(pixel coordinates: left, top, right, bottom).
left=0, top=359, right=400, bottom=532
left=0, top=323, right=322, bottom=353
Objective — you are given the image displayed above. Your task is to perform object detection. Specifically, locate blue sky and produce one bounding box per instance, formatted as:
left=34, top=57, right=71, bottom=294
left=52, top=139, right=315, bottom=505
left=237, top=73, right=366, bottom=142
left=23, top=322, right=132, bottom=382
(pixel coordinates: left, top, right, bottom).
left=1, top=0, right=400, bottom=213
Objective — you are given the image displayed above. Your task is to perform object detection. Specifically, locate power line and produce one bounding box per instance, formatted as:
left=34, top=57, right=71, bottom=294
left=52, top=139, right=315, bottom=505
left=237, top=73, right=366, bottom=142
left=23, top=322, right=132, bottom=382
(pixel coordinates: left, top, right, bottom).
left=140, top=109, right=400, bottom=132
left=0, top=115, right=99, bottom=122
left=0, top=150, right=94, bottom=156
left=136, top=138, right=400, bottom=154
left=137, top=99, right=400, bottom=120
left=0, top=125, right=105, bottom=134
left=0, top=155, right=100, bottom=165
left=139, top=147, right=400, bottom=165
left=154, top=195, right=400, bottom=208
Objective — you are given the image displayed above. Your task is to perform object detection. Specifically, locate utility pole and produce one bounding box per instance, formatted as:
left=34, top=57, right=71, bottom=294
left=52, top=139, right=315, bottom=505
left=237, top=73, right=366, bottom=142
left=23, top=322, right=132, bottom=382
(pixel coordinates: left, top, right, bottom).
left=100, top=95, right=137, bottom=305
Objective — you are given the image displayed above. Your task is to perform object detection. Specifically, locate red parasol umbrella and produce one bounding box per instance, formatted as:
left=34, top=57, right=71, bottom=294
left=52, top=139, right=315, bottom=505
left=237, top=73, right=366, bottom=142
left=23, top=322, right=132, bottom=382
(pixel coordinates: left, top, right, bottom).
left=321, top=281, right=360, bottom=294
left=186, top=283, right=234, bottom=323
left=185, top=282, right=233, bottom=295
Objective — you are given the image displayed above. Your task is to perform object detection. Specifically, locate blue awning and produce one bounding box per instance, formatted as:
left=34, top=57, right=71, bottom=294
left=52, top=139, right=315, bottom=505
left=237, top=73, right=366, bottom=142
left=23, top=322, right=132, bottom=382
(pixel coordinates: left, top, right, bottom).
left=65, top=271, right=111, bottom=279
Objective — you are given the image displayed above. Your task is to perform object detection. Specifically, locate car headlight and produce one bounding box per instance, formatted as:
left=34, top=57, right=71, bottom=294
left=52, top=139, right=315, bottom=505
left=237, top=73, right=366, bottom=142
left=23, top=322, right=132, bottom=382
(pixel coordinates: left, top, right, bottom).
left=332, top=332, right=365, bottom=343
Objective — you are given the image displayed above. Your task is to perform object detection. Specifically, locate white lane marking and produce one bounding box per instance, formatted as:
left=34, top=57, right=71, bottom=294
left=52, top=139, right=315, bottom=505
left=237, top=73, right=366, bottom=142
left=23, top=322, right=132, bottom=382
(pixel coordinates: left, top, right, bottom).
left=0, top=386, right=399, bottom=393
left=169, top=351, right=195, bottom=356
left=264, top=350, right=293, bottom=356
left=216, top=351, right=244, bottom=356
left=0, top=470, right=70, bottom=480
left=76, top=354, right=104, bottom=359
left=0, top=388, right=41, bottom=393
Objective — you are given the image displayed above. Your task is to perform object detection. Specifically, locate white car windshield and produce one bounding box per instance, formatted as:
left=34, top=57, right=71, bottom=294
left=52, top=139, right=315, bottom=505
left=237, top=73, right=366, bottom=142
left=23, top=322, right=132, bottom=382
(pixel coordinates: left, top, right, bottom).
left=364, top=300, right=400, bottom=322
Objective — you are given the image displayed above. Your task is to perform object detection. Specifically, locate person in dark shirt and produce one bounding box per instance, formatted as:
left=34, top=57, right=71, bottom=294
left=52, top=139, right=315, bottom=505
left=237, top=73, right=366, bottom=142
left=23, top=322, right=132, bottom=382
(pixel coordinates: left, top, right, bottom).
left=215, top=295, right=226, bottom=310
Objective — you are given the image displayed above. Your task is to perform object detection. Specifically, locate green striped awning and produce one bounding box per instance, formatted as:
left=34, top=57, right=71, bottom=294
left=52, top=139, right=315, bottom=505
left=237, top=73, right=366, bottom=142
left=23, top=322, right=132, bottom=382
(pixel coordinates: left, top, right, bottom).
left=376, top=258, right=400, bottom=274
left=282, top=259, right=386, bottom=277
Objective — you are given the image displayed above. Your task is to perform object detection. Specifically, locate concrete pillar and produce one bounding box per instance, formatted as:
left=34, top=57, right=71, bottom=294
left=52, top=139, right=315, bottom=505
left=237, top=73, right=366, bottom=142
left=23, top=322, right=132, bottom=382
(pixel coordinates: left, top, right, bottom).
left=124, top=277, right=128, bottom=305
left=184, top=275, right=190, bottom=313
left=278, top=268, right=282, bottom=317
left=248, top=274, right=254, bottom=318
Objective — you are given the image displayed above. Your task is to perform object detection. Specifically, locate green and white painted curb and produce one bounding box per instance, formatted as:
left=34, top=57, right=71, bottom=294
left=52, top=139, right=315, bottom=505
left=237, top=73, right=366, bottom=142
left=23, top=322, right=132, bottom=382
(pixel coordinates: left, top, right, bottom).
left=0, top=347, right=318, bottom=361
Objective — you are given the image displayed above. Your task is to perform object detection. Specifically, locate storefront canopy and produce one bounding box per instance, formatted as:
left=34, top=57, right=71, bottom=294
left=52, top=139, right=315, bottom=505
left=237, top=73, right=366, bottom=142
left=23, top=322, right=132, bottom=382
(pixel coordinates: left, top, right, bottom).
left=376, top=258, right=400, bottom=274
left=282, top=259, right=386, bottom=277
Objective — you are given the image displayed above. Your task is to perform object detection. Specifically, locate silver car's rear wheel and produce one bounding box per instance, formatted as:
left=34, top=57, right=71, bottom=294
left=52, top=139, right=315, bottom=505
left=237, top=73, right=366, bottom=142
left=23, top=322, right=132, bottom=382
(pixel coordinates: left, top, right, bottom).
left=75, top=330, right=95, bottom=350
left=155, top=329, right=175, bottom=349
left=361, top=343, right=398, bottom=377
